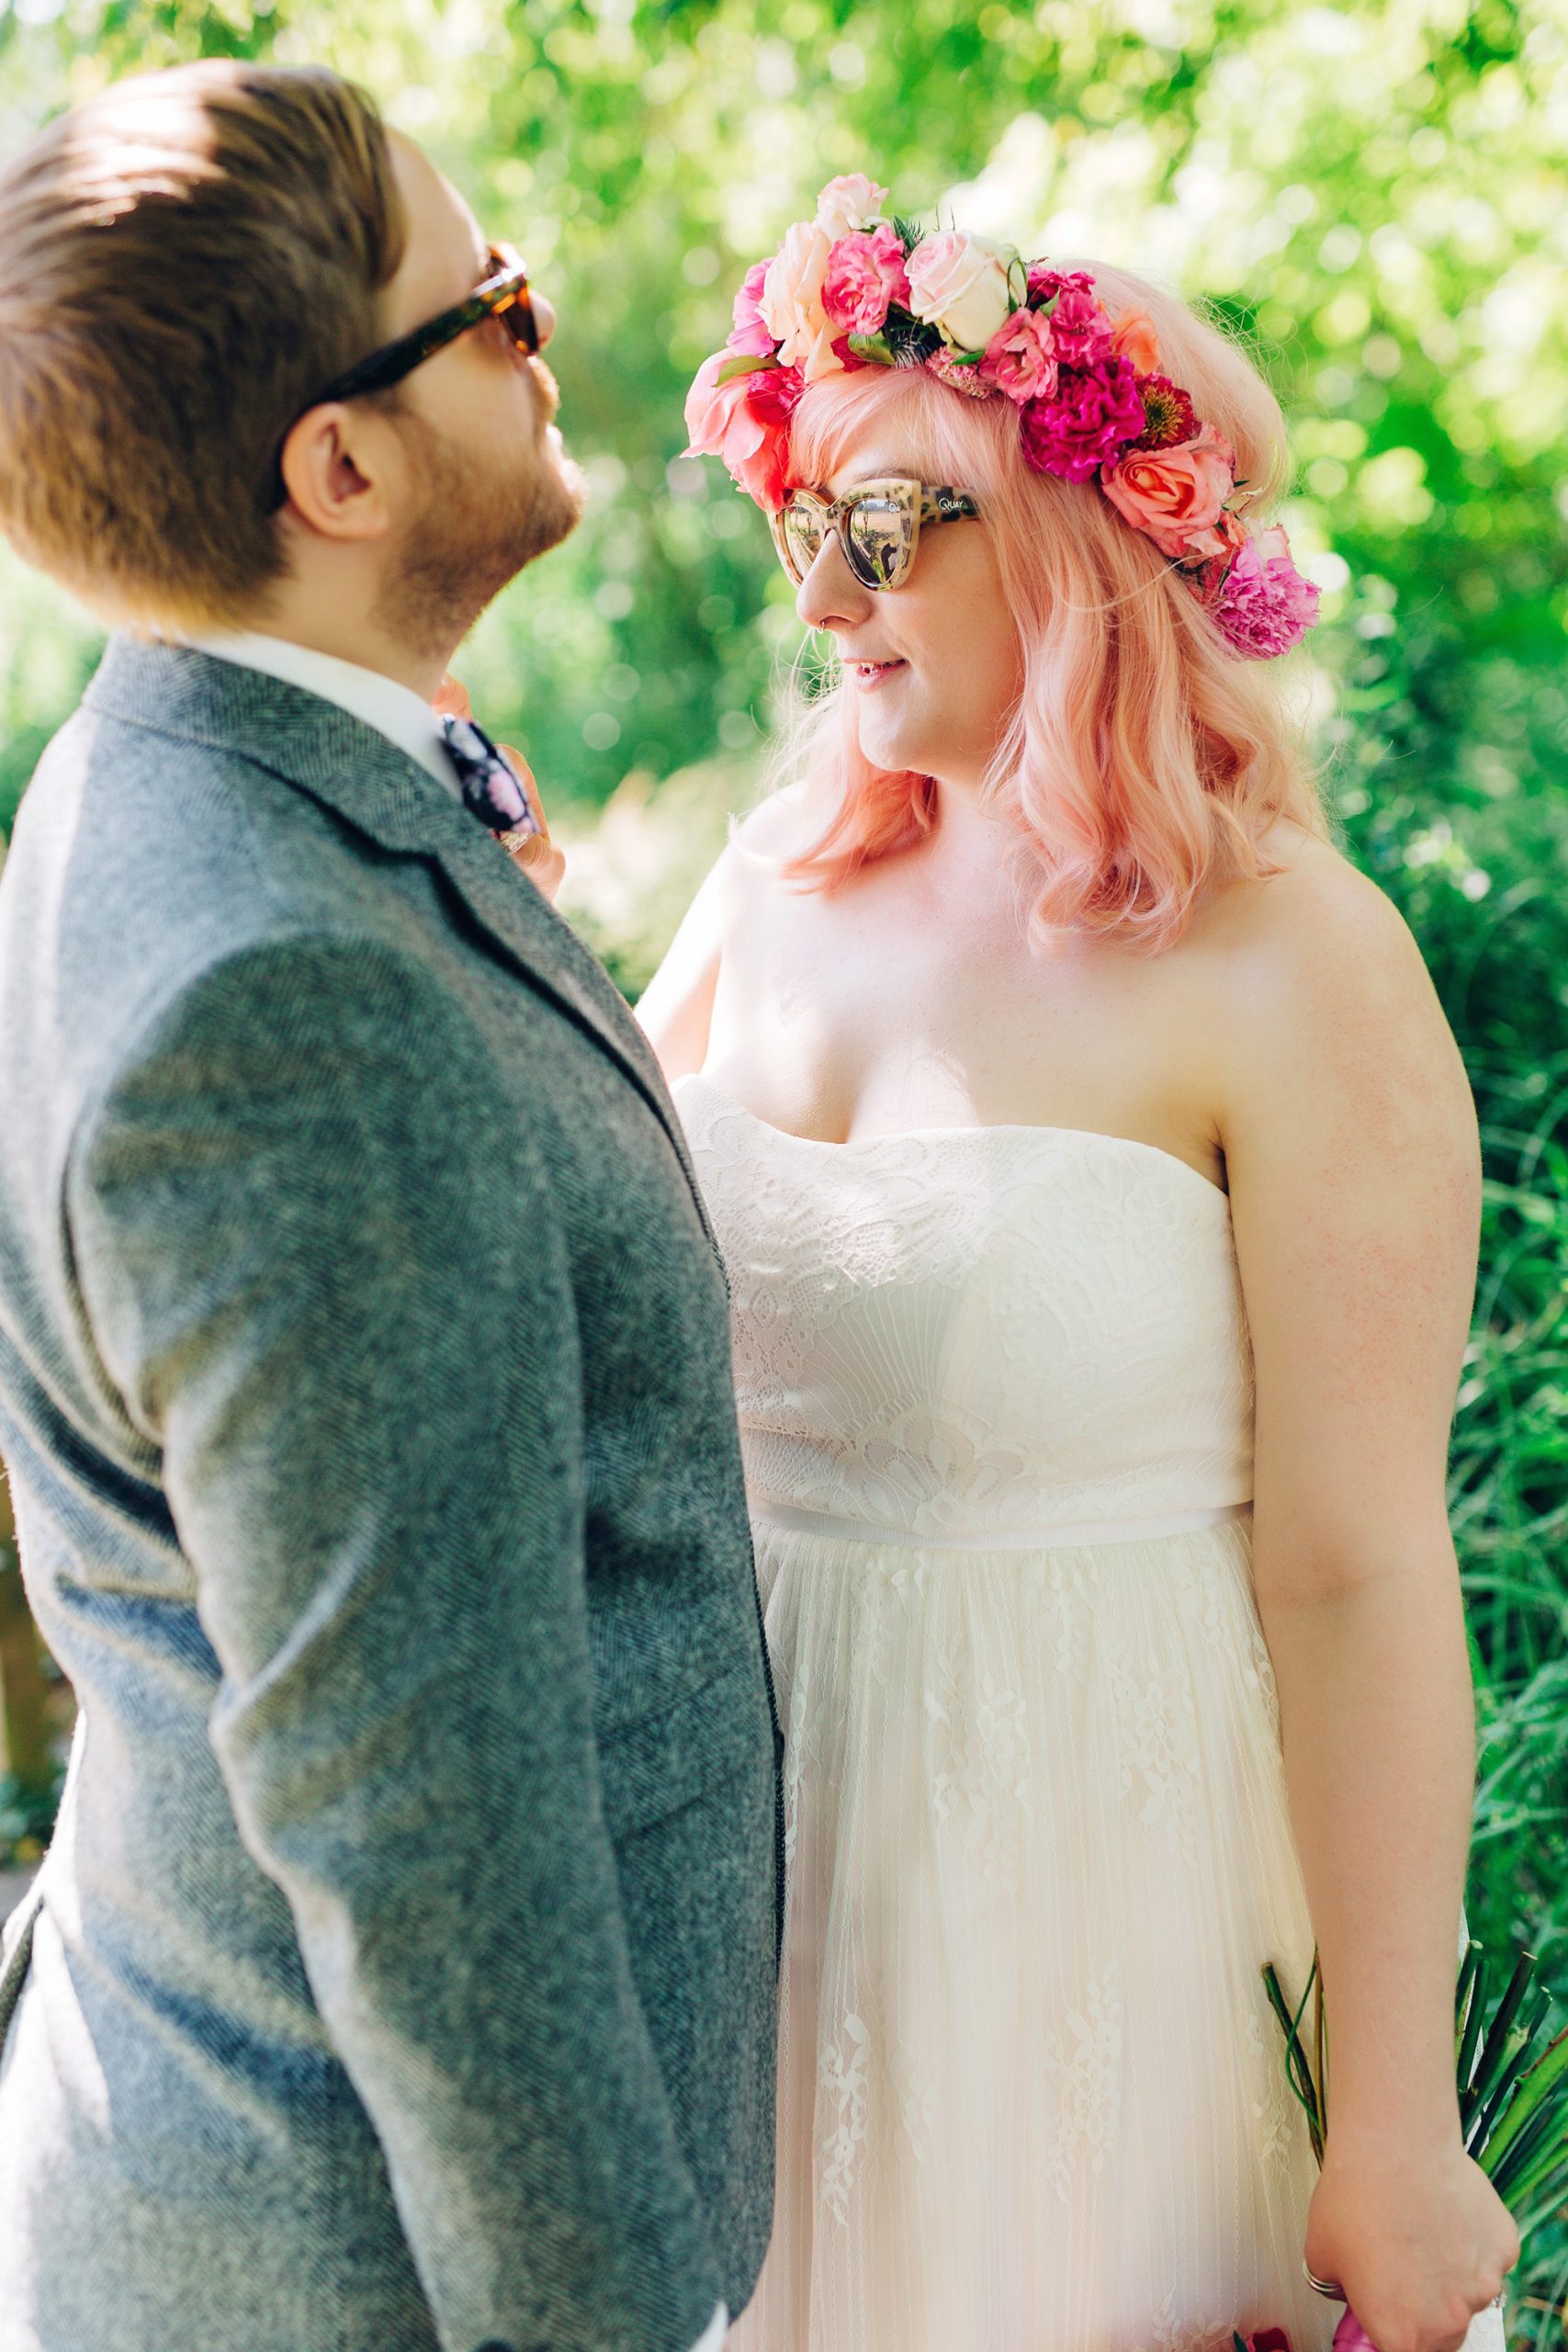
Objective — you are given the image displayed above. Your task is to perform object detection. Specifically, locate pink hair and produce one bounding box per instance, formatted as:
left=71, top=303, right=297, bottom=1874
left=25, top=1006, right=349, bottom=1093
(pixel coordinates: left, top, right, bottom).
left=770, top=262, right=1327, bottom=954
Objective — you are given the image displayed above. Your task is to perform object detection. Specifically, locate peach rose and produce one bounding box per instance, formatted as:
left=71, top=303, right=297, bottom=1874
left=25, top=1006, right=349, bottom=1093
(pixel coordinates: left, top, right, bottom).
left=760, top=220, right=840, bottom=380
left=907, top=231, right=1017, bottom=352
left=1100, top=421, right=1237, bottom=560
left=1111, top=307, right=1162, bottom=373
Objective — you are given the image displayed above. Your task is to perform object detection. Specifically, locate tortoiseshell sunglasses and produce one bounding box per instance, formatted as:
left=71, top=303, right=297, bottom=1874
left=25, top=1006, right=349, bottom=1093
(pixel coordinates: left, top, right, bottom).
left=770, top=478, right=980, bottom=592
left=265, top=243, right=540, bottom=511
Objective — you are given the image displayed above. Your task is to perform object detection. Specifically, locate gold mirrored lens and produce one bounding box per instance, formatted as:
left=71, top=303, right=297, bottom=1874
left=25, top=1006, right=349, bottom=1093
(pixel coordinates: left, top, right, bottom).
left=845, top=494, right=912, bottom=588
left=782, top=503, right=827, bottom=582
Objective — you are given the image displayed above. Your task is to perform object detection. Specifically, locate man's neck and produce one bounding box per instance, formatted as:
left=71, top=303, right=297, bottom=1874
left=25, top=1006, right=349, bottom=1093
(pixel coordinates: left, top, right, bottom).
left=205, top=603, right=454, bottom=703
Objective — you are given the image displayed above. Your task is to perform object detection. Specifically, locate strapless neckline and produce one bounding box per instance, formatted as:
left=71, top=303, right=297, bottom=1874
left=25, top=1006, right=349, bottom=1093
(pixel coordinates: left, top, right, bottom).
left=674, top=1070, right=1231, bottom=1211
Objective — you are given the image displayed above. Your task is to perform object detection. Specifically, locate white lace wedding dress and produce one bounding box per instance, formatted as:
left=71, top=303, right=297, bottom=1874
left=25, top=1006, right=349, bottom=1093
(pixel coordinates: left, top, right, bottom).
left=673, top=1070, right=1337, bottom=2352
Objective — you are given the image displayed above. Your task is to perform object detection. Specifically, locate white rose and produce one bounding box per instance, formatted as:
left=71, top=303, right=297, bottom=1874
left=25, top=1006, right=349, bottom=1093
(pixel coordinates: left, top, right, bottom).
left=906, top=231, right=1017, bottom=352
left=815, top=173, right=890, bottom=243
left=760, top=220, right=840, bottom=380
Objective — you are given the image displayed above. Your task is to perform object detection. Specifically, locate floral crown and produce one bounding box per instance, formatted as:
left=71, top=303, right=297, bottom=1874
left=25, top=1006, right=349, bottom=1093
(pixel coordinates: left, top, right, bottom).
left=684, top=174, right=1320, bottom=662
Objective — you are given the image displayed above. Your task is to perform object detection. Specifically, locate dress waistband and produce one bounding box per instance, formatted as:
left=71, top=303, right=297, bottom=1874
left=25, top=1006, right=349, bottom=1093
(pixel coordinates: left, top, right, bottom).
left=748, top=1498, right=1252, bottom=1553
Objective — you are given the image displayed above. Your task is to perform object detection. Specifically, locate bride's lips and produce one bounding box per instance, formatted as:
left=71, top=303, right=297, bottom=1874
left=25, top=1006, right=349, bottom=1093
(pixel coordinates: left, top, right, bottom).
left=845, top=657, right=908, bottom=691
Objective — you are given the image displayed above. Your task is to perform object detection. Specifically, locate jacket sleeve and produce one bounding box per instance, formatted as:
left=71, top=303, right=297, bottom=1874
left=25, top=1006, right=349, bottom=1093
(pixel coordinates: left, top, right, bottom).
left=67, top=932, right=727, bottom=2352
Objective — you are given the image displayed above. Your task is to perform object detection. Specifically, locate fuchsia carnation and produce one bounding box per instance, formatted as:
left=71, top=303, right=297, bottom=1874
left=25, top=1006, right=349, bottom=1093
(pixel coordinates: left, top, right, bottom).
left=1028, top=267, right=1114, bottom=367
left=981, top=305, right=1059, bottom=404
left=1021, top=355, right=1146, bottom=482
left=822, top=225, right=910, bottom=336
left=1210, top=525, right=1322, bottom=657
left=744, top=362, right=806, bottom=430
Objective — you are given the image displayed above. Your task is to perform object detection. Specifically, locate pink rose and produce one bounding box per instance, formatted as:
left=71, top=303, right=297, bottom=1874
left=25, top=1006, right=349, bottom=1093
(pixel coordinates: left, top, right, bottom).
left=815, top=172, right=889, bottom=242
left=1020, top=356, right=1146, bottom=482
left=1331, top=2314, right=1375, bottom=2352
left=823, top=226, right=911, bottom=335
left=1211, top=524, right=1322, bottom=657
left=981, top=305, right=1058, bottom=403
left=1111, top=307, right=1163, bottom=373
left=1099, top=420, right=1237, bottom=557
left=760, top=220, right=839, bottom=380
left=907, top=230, right=1017, bottom=351
left=683, top=351, right=801, bottom=511
left=728, top=258, right=775, bottom=357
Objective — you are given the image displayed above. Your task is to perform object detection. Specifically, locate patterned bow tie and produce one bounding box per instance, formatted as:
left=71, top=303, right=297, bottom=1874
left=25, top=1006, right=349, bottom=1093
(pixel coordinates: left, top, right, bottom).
left=439, top=712, right=542, bottom=849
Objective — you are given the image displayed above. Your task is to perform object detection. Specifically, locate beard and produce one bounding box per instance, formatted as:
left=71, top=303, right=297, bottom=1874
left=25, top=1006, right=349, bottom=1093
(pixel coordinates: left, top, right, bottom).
left=377, top=379, right=586, bottom=660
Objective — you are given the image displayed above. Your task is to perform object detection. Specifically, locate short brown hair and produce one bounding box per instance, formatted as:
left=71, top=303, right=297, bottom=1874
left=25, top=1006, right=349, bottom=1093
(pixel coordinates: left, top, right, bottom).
left=0, top=62, right=406, bottom=628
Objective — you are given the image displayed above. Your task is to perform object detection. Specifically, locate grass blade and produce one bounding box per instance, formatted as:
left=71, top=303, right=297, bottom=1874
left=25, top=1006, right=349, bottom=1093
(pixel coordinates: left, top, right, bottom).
left=1502, top=2136, right=1568, bottom=2230
left=1483, top=2024, right=1568, bottom=2175
left=1487, top=2088, right=1566, bottom=2202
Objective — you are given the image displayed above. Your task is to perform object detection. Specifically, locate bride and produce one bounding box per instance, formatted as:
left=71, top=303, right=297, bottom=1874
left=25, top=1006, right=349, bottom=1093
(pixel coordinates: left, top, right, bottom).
left=636, top=181, right=1517, bottom=2352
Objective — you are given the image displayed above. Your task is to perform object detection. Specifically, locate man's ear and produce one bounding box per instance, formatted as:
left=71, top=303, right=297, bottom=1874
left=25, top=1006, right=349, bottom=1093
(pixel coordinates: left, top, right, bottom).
left=276, top=402, right=398, bottom=543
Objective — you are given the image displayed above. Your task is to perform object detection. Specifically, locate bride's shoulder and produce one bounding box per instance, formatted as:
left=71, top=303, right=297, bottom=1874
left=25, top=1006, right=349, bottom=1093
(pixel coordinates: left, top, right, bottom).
left=633, top=784, right=812, bottom=1062
left=1197, top=818, right=1426, bottom=997
left=1191, top=818, right=1464, bottom=1108
left=728, top=779, right=818, bottom=863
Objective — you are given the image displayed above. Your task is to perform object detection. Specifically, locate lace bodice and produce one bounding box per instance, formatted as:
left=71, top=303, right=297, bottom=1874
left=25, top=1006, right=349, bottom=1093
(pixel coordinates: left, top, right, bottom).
left=674, top=1073, right=1256, bottom=1544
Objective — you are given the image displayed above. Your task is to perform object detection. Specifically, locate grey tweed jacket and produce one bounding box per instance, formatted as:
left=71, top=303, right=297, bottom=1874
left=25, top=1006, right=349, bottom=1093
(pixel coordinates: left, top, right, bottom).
left=0, top=639, right=784, bottom=2352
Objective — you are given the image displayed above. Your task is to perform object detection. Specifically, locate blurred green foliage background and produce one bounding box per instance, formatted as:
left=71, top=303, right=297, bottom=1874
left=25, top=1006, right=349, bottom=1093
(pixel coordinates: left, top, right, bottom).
left=0, top=0, right=1565, bottom=2327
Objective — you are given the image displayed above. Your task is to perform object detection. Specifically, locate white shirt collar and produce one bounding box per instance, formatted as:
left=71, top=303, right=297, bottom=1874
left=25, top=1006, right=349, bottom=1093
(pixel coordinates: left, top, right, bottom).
left=180, top=631, right=459, bottom=800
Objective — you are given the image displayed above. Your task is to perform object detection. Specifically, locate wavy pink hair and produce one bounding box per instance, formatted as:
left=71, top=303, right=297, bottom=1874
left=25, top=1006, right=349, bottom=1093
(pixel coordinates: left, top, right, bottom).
left=769, top=262, right=1327, bottom=954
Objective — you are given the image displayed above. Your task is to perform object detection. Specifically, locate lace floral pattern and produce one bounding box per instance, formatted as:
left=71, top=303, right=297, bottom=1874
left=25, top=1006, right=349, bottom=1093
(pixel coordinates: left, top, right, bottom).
left=682, top=1076, right=1254, bottom=1542
left=818, top=2009, right=872, bottom=2226
left=1044, top=1962, right=1124, bottom=2200
left=675, top=1075, right=1330, bottom=2352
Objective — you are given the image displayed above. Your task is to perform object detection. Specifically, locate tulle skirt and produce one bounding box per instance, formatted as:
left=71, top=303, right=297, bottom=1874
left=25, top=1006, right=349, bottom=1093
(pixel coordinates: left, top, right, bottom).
left=726, top=1507, right=1337, bottom=2352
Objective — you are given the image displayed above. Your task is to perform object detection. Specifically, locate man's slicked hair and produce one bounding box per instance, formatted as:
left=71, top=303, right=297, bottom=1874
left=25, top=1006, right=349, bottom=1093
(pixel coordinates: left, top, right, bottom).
left=0, top=61, right=406, bottom=628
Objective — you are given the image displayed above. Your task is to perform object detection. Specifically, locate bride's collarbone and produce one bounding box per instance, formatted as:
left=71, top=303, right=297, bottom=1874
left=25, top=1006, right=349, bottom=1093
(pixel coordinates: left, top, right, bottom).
left=703, top=1049, right=1228, bottom=1191
left=713, top=875, right=1235, bottom=1182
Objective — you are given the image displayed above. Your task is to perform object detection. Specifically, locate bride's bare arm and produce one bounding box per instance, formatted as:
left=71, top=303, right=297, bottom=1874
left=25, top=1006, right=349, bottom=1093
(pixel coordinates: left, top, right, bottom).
left=633, top=842, right=735, bottom=1080
left=1218, top=846, right=1516, bottom=2352
left=636, top=788, right=804, bottom=1079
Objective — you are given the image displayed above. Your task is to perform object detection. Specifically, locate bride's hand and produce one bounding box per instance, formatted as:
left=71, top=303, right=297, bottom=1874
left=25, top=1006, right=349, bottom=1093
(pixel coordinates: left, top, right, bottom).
left=433, top=670, right=473, bottom=721
left=1304, top=2135, right=1517, bottom=2352
left=496, top=741, right=567, bottom=904
left=434, top=673, right=567, bottom=903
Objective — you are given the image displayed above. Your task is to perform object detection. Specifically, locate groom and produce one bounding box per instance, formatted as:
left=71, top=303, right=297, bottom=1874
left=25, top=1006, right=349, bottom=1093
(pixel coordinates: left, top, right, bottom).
left=0, top=60, right=781, bottom=2352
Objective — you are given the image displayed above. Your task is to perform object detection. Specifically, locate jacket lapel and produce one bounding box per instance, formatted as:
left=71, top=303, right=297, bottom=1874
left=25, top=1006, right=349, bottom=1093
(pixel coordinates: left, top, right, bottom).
left=82, top=639, right=717, bottom=1248
left=424, top=824, right=717, bottom=1242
